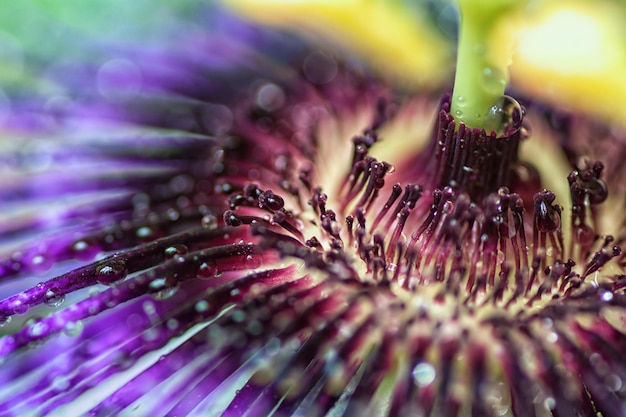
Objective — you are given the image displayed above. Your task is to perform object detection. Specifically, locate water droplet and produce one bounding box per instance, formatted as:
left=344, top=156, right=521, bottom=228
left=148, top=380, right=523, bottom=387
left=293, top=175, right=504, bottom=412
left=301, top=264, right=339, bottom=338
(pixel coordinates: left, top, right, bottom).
left=97, top=58, right=142, bottom=102
left=167, top=319, right=179, bottom=331
left=575, top=225, right=595, bottom=246
left=484, top=95, right=523, bottom=137
left=149, top=277, right=179, bottom=300
left=0, top=315, right=12, bottom=327
left=26, top=319, right=48, bottom=338
left=198, top=262, right=219, bottom=279
left=142, top=328, right=160, bottom=341
left=72, top=240, right=99, bottom=261
left=136, top=226, right=153, bottom=239
left=412, top=362, right=436, bottom=387
left=232, top=310, right=246, bottom=323
left=201, top=214, right=218, bottom=230
left=256, top=83, right=285, bottom=111
left=546, top=332, right=558, bottom=343
left=164, top=244, right=189, bottom=259
left=96, top=260, right=128, bottom=285
left=601, top=291, right=614, bottom=302
left=245, top=254, right=261, bottom=269
left=63, top=320, right=84, bottom=337
left=303, top=51, right=338, bottom=85
left=482, top=66, right=507, bottom=95
left=44, top=289, right=65, bottom=308
left=195, top=300, right=210, bottom=313
left=166, top=208, right=180, bottom=221
left=114, top=352, right=135, bottom=370
left=52, top=376, right=70, bottom=392
left=30, top=254, right=50, bottom=272
left=246, top=320, right=263, bottom=335
left=543, top=397, right=556, bottom=410
left=10, top=296, right=28, bottom=314
left=454, top=109, right=463, bottom=117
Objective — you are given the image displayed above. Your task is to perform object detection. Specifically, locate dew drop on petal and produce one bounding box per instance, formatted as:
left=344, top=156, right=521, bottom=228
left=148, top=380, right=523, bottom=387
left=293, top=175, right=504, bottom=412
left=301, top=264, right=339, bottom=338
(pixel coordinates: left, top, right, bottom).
left=149, top=277, right=179, bottom=300
left=26, top=319, right=48, bottom=338
left=142, top=328, right=160, bottom=342
left=167, top=319, right=179, bottom=331
left=575, top=225, right=595, bottom=246
left=164, top=244, right=189, bottom=259
left=10, top=296, right=28, bottom=314
left=96, top=58, right=142, bottom=102
left=30, top=254, right=50, bottom=272
left=232, top=310, right=246, bottom=323
left=0, top=315, right=11, bottom=327
left=44, top=289, right=65, bottom=308
left=245, top=254, right=261, bottom=269
left=166, top=208, right=180, bottom=221
left=482, top=66, right=507, bottom=96
left=256, top=82, right=285, bottom=111
left=601, top=291, right=614, bottom=302
left=195, top=300, right=210, bottom=313
left=197, top=262, right=219, bottom=279
left=546, top=332, right=558, bottom=343
left=484, top=95, right=523, bottom=137
left=201, top=214, right=218, bottom=230
left=95, top=259, right=128, bottom=285
left=412, top=362, right=436, bottom=387
left=136, top=226, right=153, bottom=239
left=51, top=376, right=70, bottom=392
left=543, top=397, right=556, bottom=411
left=63, top=320, right=84, bottom=337
left=303, top=51, right=338, bottom=85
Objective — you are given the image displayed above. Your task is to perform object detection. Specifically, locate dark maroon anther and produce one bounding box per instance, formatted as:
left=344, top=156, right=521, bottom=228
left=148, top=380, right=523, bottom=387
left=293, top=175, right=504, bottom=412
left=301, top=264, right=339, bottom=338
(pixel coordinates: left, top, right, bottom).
left=533, top=191, right=561, bottom=233
left=355, top=208, right=367, bottom=229
left=309, top=187, right=327, bottom=215
left=329, top=239, right=343, bottom=250
left=223, top=210, right=242, bottom=227
left=258, top=190, right=285, bottom=211
left=404, top=184, right=423, bottom=209
left=353, top=130, right=379, bottom=150
left=298, top=168, right=313, bottom=191
left=345, top=215, right=354, bottom=233
left=305, top=237, right=323, bottom=251
left=244, top=183, right=262, bottom=199
left=229, top=193, right=247, bottom=209
left=583, top=245, right=622, bottom=278
left=324, top=210, right=337, bottom=222
left=583, top=178, right=608, bottom=204
left=271, top=211, right=286, bottom=224
left=569, top=161, right=609, bottom=205
left=373, top=234, right=386, bottom=260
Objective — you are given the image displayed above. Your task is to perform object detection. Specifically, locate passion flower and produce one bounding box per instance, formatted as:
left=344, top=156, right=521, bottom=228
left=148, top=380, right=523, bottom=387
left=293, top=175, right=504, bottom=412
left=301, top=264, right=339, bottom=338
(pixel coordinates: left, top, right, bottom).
left=1, top=2, right=626, bottom=417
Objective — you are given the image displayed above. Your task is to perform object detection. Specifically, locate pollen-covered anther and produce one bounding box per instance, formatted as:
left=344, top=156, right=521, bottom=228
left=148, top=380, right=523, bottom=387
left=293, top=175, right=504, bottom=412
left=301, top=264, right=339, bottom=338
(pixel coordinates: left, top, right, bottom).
left=224, top=184, right=303, bottom=240
left=568, top=160, right=609, bottom=255
left=532, top=189, right=564, bottom=260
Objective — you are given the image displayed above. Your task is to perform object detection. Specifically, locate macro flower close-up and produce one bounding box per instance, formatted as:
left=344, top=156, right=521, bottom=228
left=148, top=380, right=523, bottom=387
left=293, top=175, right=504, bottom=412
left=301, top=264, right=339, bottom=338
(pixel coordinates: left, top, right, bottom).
left=2, top=1, right=626, bottom=416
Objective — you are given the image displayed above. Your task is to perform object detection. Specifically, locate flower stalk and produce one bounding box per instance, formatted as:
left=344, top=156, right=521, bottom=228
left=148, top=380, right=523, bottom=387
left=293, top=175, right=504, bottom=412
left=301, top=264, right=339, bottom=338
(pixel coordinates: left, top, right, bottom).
left=451, top=0, right=521, bottom=131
